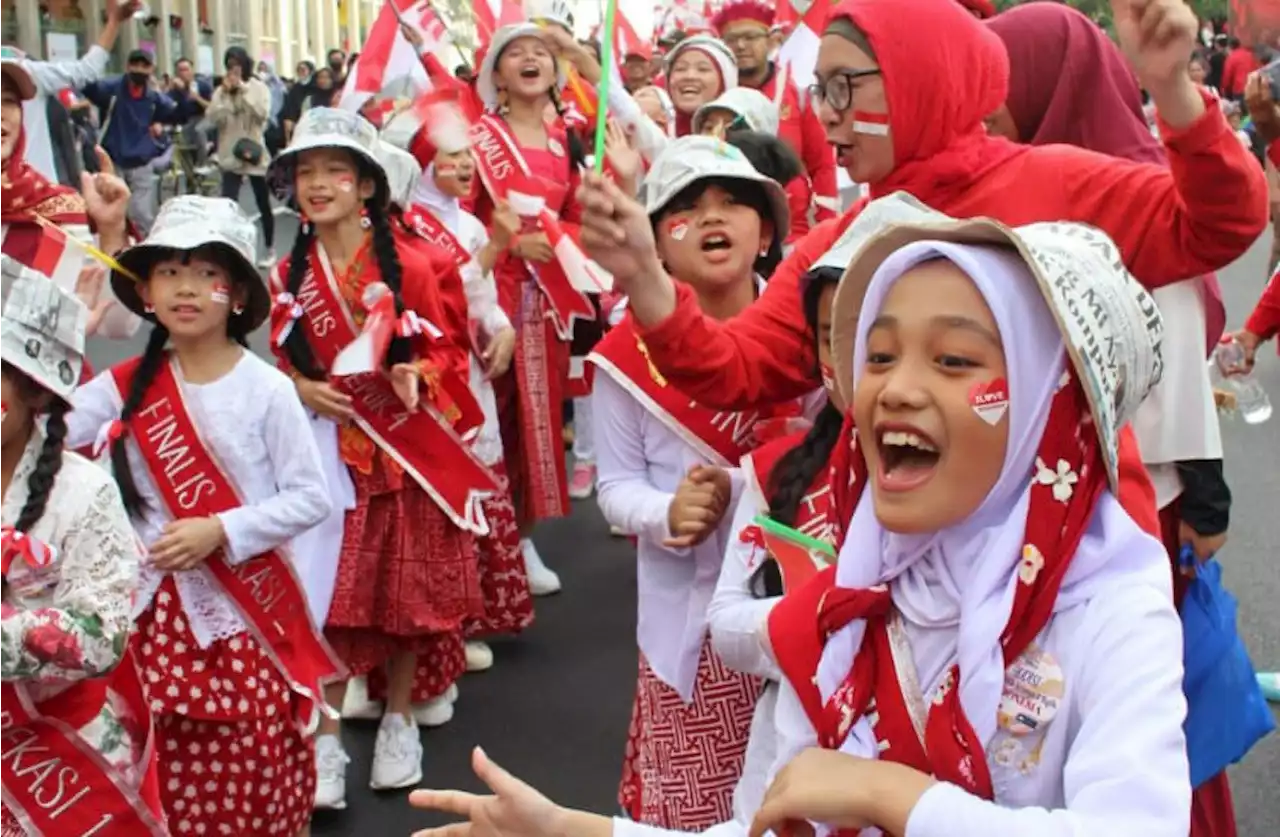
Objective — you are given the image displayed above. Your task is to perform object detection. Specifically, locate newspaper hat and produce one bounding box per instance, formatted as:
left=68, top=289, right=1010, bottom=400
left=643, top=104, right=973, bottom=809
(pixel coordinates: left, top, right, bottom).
left=642, top=135, right=790, bottom=244
left=1, top=255, right=86, bottom=403
left=112, top=196, right=269, bottom=330
left=665, top=35, right=738, bottom=91
left=477, top=23, right=570, bottom=111
left=374, top=139, right=423, bottom=211
left=268, top=107, right=389, bottom=206
left=693, top=87, right=779, bottom=135
left=0, top=46, right=36, bottom=100
left=824, top=192, right=1164, bottom=491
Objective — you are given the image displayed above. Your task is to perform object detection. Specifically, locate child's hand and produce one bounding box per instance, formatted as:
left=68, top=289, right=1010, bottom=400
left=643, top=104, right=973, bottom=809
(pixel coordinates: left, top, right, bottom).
left=1177, top=521, right=1227, bottom=576
left=296, top=378, right=354, bottom=421
left=483, top=327, right=516, bottom=379
left=665, top=465, right=731, bottom=548
left=390, top=363, right=420, bottom=412
left=604, top=119, right=642, bottom=196
left=150, top=517, right=226, bottom=570
left=491, top=201, right=522, bottom=252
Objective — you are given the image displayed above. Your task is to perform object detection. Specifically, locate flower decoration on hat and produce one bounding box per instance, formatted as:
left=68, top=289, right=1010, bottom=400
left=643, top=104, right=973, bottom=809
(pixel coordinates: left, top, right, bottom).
left=711, top=0, right=776, bottom=34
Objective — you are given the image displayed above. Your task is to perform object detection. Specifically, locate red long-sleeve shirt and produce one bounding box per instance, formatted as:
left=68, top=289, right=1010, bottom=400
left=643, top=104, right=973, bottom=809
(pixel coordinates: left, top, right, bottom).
left=1245, top=268, right=1280, bottom=343
left=1221, top=47, right=1261, bottom=99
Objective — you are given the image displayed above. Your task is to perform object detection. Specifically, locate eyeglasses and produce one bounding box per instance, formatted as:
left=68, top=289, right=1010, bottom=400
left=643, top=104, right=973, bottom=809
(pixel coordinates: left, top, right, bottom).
left=723, top=31, right=770, bottom=49
left=807, top=68, right=882, bottom=112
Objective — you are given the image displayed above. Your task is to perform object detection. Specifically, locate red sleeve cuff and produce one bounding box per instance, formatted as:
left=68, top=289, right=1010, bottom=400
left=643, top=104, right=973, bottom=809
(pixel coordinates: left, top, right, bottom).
left=1158, top=88, right=1229, bottom=155
left=635, top=281, right=700, bottom=349
left=1268, top=139, right=1280, bottom=171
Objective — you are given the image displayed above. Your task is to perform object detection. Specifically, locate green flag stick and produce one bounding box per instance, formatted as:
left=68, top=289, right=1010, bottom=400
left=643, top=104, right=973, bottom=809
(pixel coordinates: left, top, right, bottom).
left=752, top=514, right=838, bottom=559
left=593, top=0, right=618, bottom=173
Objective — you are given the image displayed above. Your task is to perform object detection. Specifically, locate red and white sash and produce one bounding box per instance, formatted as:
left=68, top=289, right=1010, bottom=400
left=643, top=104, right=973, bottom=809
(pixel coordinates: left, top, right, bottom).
left=1, top=654, right=166, bottom=837
left=745, top=429, right=835, bottom=546
left=291, top=248, right=499, bottom=534
left=588, top=319, right=802, bottom=467
left=403, top=206, right=471, bottom=271
left=467, top=113, right=600, bottom=339
left=114, top=356, right=346, bottom=729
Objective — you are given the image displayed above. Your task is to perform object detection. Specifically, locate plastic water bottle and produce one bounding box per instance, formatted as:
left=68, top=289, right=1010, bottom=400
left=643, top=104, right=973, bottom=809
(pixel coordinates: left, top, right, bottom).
left=1211, top=337, right=1273, bottom=425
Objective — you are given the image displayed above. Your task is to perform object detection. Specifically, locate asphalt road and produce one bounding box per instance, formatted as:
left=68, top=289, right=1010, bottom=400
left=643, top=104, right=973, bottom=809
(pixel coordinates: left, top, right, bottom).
left=84, top=212, right=1279, bottom=836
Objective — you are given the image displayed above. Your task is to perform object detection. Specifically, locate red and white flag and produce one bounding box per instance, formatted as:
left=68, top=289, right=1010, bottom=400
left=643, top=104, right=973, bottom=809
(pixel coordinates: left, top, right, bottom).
left=776, top=0, right=837, bottom=99
left=472, top=0, right=524, bottom=52
left=338, top=0, right=446, bottom=112
left=30, top=220, right=86, bottom=292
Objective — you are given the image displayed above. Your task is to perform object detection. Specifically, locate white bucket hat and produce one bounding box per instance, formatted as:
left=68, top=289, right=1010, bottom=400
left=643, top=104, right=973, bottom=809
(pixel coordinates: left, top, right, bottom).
left=665, top=35, right=738, bottom=92
left=1, top=255, right=87, bottom=403
left=0, top=46, right=35, bottom=101
left=111, top=195, right=269, bottom=330
left=825, top=193, right=1164, bottom=491
left=524, top=0, right=574, bottom=32
left=268, top=107, right=389, bottom=206
left=642, top=135, right=790, bottom=243
left=477, top=23, right=569, bottom=111
left=693, top=87, right=779, bottom=135
left=374, top=139, right=423, bottom=211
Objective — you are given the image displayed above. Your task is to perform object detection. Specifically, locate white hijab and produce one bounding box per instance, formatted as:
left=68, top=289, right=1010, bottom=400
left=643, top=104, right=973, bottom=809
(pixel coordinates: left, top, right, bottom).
left=806, top=241, right=1173, bottom=768
left=411, top=163, right=462, bottom=233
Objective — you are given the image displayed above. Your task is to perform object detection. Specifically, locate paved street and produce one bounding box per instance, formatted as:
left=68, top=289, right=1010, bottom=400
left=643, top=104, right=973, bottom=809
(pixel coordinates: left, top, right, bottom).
left=85, top=212, right=1279, bottom=836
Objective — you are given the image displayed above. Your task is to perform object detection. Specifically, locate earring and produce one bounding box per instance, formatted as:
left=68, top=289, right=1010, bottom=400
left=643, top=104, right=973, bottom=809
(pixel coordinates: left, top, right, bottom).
left=299, top=212, right=311, bottom=235
left=360, top=209, right=372, bottom=230
left=759, top=245, right=769, bottom=256
left=143, top=302, right=155, bottom=314
left=232, top=303, right=246, bottom=316
left=497, top=88, right=510, bottom=116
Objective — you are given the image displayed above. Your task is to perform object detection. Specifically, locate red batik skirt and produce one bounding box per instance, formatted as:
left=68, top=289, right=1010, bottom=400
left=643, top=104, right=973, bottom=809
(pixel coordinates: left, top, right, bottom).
left=324, top=470, right=484, bottom=678
left=618, top=642, right=762, bottom=832
left=133, top=578, right=315, bottom=837
left=1159, top=502, right=1239, bottom=837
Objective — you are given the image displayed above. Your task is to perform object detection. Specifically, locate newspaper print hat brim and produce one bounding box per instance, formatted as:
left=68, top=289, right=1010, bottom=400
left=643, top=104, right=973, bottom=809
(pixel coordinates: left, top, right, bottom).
left=476, top=23, right=570, bottom=111
left=1, top=255, right=87, bottom=403
left=112, top=195, right=270, bottom=331
left=267, top=107, right=391, bottom=208
left=825, top=192, right=1163, bottom=492
left=641, top=134, right=791, bottom=246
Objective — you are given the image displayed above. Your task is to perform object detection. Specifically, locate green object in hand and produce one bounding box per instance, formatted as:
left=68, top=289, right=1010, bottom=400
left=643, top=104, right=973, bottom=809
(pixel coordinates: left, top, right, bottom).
left=592, top=0, right=619, bottom=174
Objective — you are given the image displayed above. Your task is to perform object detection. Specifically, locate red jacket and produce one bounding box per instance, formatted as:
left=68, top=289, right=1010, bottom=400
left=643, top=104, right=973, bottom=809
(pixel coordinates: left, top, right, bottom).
left=1246, top=267, right=1280, bottom=343
left=1221, top=47, right=1260, bottom=98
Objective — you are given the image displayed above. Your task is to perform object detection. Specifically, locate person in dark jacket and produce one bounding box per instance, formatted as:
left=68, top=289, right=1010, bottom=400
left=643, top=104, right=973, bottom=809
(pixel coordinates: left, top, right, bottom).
left=82, top=49, right=193, bottom=233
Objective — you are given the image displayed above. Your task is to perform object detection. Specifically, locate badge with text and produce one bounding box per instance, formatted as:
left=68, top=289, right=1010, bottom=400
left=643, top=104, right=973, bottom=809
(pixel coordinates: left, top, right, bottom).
left=998, top=643, right=1064, bottom=736
left=969, top=377, right=1010, bottom=425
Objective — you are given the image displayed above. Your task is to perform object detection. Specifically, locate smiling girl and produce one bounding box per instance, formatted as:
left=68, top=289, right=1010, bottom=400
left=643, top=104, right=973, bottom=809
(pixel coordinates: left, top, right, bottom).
left=267, top=108, right=495, bottom=809
left=65, top=195, right=336, bottom=837
left=588, top=135, right=804, bottom=830
left=664, top=36, right=739, bottom=137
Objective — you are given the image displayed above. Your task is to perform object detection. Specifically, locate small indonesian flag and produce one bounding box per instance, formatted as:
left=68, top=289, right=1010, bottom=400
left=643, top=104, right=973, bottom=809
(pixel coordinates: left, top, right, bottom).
left=776, top=0, right=839, bottom=99
left=1, top=527, right=56, bottom=577
left=851, top=110, right=890, bottom=137
left=506, top=190, right=614, bottom=296
left=338, top=0, right=444, bottom=113
left=331, top=283, right=400, bottom=376
left=741, top=515, right=835, bottom=592
left=30, top=222, right=86, bottom=293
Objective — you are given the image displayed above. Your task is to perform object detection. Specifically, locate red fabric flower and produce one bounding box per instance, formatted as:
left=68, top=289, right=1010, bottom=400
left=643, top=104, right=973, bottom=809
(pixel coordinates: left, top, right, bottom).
left=24, top=622, right=84, bottom=669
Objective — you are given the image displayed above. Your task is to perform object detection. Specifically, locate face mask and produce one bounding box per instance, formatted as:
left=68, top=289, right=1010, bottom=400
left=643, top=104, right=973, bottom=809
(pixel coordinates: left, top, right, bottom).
left=128, top=71, right=150, bottom=87
left=330, top=60, right=344, bottom=72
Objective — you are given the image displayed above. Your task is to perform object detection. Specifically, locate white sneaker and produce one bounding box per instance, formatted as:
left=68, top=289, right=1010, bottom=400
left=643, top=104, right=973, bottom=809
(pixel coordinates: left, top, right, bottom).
left=412, top=694, right=455, bottom=728
left=340, top=675, right=384, bottom=720
left=465, top=640, right=494, bottom=672
left=522, top=538, right=561, bottom=596
left=609, top=525, right=628, bottom=538
left=444, top=682, right=459, bottom=703
left=369, top=714, right=423, bottom=790
left=313, top=734, right=350, bottom=810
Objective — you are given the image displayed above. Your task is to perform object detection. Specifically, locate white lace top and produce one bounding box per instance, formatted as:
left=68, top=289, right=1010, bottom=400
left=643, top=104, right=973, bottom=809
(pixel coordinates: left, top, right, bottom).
left=66, top=350, right=332, bottom=648
left=1, top=431, right=146, bottom=778
left=455, top=209, right=512, bottom=467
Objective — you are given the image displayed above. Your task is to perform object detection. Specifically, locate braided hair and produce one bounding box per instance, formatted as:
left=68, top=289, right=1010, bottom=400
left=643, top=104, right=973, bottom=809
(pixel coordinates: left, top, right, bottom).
left=1, top=364, right=69, bottom=534
left=547, top=84, right=588, bottom=172
left=281, top=152, right=412, bottom=379
left=111, top=246, right=253, bottom=518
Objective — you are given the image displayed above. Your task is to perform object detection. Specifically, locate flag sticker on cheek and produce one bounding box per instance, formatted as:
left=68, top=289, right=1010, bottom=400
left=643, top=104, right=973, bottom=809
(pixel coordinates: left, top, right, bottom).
left=211, top=281, right=231, bottom=305
left=336, top=174, right=356, bottom=193
left=969, top=377, right=1010, bottom=425
left=851, top=110, right=890, bottom=137
left=667, top=219, right=689, bottom=242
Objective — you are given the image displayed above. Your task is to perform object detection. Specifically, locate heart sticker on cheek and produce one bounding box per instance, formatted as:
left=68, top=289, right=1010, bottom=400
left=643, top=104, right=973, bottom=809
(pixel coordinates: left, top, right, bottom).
left=210, top=282, right=231, bottom=305
left=668, top=220, right=688, bottom=241
left=969, top=377, right=1010, bottom=425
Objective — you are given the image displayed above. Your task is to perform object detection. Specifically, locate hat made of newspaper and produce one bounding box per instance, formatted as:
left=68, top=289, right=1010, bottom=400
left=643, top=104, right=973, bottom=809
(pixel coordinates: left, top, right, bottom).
left=268, top=107, right=390, bottom=207
left=693, top=87, right=779, bottom=136
left=822, top=192, right=1164, bottom=492
left=641, top=134, right=790, bottom=244
left=1, top=255, right=87, bottom=403
left=374, top=139, right=424, bottom=211
left=112, top=195, right=269, bottom=330
left=0, top=45, right=36, bottom=101
left=476, top=23, right=570, bottom=111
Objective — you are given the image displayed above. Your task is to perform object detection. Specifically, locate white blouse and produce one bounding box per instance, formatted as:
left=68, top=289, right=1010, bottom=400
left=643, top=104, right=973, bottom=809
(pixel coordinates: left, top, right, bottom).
left=613, top=565, right=1189, bottom=837
left=66, top=350, right=331, bottom=647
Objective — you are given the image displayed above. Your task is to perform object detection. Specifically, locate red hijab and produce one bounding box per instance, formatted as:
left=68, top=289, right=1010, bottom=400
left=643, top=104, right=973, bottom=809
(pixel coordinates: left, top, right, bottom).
left=987, top=1, right=1225, bottom=353
left=1, top=123, right=87, bottom=226
left=827, top=0, right=1027, bottom=205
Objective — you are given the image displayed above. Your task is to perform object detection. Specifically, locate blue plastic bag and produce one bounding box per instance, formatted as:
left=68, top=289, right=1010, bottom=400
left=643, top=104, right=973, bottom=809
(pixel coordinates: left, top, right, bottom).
left=1180, top=555, right=1275, bottom=788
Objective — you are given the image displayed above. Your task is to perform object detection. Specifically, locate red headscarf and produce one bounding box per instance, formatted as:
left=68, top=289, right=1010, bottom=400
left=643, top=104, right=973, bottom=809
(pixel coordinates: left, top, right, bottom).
left=987, top=1, right=1225, bottom=353
left=0, top=123, right=87, bottom=226
left=828, top=0, right=1027, bottom=204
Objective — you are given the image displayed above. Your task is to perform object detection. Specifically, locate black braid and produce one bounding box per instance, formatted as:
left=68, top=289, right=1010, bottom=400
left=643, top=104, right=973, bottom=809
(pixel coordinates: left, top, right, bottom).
left=112, top=326, right=170, bottom=518
left=366, top=199, right=412, bottom=367
left=282, top=221, right=326, bottom=380
left=13, top=401, right=68, bottom=534
left=764, top=267, right=845, bottom=528
left=548, top=85, right=588, bottom=171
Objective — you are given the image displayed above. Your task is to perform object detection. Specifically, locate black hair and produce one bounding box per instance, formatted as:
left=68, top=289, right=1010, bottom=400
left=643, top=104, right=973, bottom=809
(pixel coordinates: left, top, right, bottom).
left=724, top=129, right=804, bottom=189
left=111, top=247, right=253, bottom=517
left=653, top=176, right=784, bottom=277
left=224, top=46, right=255, bottom=80
left=282, top=151, right=410, bottom=381
left=547, top=85, right=589, bottom=171
left=328, top=49, right=346, bottom=62
left=174, top=56, right=192, bottom=70
left=764, top=266, right=844, bottom=530
left=1, top=363, right=69, bottom=534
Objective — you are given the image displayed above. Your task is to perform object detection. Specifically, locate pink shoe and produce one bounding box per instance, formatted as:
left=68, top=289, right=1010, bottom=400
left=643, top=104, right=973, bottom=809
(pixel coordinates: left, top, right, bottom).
left=568, top=461, right=597, bottom=500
